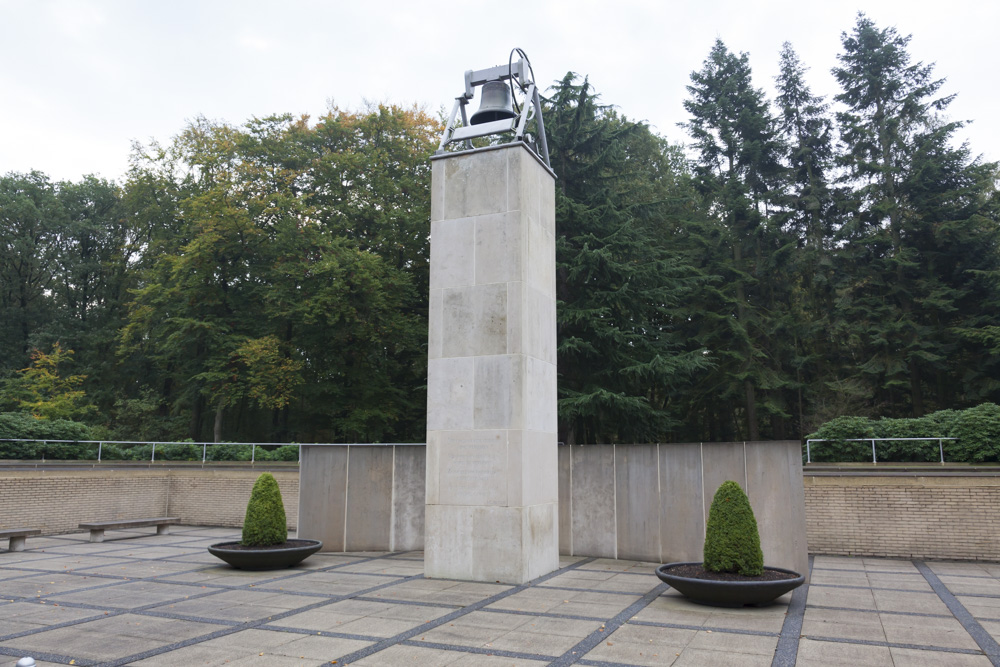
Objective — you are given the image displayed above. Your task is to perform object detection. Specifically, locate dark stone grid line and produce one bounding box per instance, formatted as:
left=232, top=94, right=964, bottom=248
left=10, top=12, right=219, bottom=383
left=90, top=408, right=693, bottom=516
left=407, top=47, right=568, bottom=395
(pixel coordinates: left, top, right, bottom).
left=352, top=595, right=461, bottom=609
left=571, top=568, right=655, bottom=577
left=399, top=638, right=556, bottom=662
left=576, top=659, right=655, bottom=667
left=328, top=557, right=598, bottom=665
left=627, top=618, right=779, bottom=637
left=0, top=560, right=138, bottom=577
left=534, top=584, right=646, bottom=597
left=0, top=547, right=411, bottom=653
left=0, top=581, right=241, bottom=642
left=912, top=569, right=1000, bottom=581
left=811, top=566, right=920, bottom=575
left=0, top=645, right=99, bottom=666
left=0, top=548, right=97, bottom=564
left=101, top=570, right=433, bottom=667
left=548, top=582, right=669, bottom=667
left=772, top=554, right=811, bottom=667
left=916, top=559, right=1000, bottom=665
left=482, top=607, right=609, bottom=623
left=802, top=634, right=986, bottom=656
left=5, top=573, right=155, bottom=599
left=258, top=623, right=381, bottom=642
left=804, top=603, right=953, bottom=619
left=808, top=582, right=936, bottom=594
left=0, top=608, right=130, bottom=643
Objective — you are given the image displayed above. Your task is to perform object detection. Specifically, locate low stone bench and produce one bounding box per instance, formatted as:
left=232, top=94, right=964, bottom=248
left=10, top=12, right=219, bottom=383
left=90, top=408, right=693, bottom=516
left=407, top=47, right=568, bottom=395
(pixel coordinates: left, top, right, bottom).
left=78, top=517, right=179, bottom=543
left=0, top=528, right=41, bottom=552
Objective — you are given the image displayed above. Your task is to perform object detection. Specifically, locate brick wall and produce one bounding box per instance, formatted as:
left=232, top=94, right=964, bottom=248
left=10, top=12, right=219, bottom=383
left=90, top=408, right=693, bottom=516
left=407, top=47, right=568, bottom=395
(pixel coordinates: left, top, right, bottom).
left=5, top=466, right=1000, bottom=562
left=0, top=468, right=298, bottom=535
left=805, top=474, right=1000, bottom=560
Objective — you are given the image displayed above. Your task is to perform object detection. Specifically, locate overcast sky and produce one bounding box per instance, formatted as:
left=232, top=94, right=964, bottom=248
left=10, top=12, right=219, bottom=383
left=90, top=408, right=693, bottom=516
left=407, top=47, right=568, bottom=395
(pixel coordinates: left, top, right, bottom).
left=2, top=0, right=997, bottom=184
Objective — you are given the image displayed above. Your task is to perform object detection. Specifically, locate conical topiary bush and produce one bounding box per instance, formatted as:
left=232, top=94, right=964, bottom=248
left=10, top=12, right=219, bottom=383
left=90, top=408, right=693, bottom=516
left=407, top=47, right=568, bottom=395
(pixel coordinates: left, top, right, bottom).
left=241, top=472, right=287, bottom=547
left=702, top=480, right=763, bottom=576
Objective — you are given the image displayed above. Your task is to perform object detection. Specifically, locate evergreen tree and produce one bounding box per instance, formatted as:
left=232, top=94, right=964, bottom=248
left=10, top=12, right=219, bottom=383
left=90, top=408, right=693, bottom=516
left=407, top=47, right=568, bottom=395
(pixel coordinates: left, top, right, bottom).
left=773, top=42, right=839, bottom=434
left=682, top=40, right=789, bottom=440
left=547, top=74, right=711, bottom=444
left=832, top=13, right=1000, bottom=415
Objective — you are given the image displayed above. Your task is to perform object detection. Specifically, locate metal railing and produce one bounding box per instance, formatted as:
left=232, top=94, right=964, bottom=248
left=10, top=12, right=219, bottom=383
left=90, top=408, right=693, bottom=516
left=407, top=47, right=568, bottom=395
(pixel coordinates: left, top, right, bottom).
left=0, top=440, right=427, bottom=464
left=0, top=439, right=301, bottom=463
left=805, top=437, right=957, bottom=464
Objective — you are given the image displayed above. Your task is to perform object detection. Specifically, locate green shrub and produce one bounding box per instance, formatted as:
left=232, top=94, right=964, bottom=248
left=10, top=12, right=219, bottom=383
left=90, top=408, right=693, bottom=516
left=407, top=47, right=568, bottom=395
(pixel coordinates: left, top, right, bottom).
left=155, top=443, right=200, bottom=461
left=256, top=445, right=299, bottom=461
left=703, top=480, right=763, bottom=576
left=207, top=444, right=253, bottom=462
left=241, top=472, right=287, bottom=547
left=0, top=412, right=93, bottom=459
left=950, top=403, right=1000, bottom=462
left=808, top=403, right=1000, bottom=463
left=806, top=415, right=876, bottom=462
left=101, top=443, right=153, bottom=460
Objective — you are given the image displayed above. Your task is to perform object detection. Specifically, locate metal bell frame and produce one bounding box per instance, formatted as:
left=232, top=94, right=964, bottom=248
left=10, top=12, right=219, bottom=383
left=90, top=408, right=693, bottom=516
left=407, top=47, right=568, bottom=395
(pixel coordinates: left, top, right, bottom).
left=436, top=50, right=551, bottom=168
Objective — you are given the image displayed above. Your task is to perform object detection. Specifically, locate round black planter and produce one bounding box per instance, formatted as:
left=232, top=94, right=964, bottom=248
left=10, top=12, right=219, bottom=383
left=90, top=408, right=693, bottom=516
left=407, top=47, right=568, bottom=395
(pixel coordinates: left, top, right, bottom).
left=208, top=539, right=322, bottom=570
left=656, top=562, right=804, bottom=607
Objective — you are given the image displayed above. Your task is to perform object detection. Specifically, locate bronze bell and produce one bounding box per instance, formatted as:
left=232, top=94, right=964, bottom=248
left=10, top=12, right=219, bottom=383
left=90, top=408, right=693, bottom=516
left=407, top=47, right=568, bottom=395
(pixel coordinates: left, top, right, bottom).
left=470, top=80, right=516, bottom=125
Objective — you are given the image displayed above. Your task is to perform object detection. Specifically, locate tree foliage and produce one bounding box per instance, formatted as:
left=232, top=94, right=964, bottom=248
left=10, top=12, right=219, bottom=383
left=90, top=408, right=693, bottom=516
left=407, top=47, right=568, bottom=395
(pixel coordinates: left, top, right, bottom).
left=548, top=74, right=712, bottom=444
left=2, top=15, right=999, bottom=446
left=1, top=343, right=94, bottom=420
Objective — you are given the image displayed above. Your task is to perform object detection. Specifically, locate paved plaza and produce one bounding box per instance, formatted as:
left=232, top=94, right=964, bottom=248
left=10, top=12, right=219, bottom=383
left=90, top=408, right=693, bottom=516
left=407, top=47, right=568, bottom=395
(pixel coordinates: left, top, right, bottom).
left=2, top=527, right=1000, bottom=666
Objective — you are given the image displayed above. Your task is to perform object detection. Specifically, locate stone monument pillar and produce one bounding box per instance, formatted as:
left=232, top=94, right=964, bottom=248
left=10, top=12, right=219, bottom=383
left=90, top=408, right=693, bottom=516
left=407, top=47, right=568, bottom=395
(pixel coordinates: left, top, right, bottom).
left=425, top=142, right=559, bottom=584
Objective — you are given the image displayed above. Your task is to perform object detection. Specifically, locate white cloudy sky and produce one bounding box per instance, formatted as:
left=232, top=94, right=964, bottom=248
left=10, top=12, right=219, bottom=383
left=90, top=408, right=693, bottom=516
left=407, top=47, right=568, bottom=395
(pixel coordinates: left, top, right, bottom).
left=1, top=0, right=997, bottom=184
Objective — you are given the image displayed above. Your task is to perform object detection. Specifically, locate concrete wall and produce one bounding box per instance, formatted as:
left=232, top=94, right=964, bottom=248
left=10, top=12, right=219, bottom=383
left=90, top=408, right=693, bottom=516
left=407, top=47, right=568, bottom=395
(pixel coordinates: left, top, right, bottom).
left=805, top=474, right=1000, bottom=560
left=11, top=450, right=1000, bottom=564
left=295, top=441, right=808, bottom=577
left=558, top=442, right=809, bottom=579
left=0, top=468, right=299, bottom=535
left=297, top=445, right=425, bottom=552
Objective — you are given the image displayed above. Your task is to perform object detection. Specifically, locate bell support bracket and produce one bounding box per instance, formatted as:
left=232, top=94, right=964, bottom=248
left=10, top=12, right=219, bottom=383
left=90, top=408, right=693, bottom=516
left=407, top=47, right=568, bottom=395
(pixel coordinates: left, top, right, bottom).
left=437, top=53, right=550, bottom=168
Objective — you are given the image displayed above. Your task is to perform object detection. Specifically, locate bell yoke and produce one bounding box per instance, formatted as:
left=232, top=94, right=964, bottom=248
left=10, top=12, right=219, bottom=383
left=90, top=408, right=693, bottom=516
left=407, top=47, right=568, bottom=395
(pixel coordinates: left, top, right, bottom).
left=436, top=47, right=551, bottom=168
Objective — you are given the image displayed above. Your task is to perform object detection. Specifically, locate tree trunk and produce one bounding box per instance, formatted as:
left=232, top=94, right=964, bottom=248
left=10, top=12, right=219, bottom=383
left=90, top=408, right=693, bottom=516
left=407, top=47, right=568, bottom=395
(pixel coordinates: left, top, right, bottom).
left=744, top=379, right=759, bottom=441
left=213, top=396, right=225, bottom=443
left=189, top=394, right=203, bottom=441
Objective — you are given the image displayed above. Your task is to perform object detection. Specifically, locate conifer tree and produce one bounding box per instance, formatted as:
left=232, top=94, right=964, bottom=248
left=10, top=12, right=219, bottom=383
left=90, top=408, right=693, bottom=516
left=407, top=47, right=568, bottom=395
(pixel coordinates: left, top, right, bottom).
left=547, top=74, right=711, bottom=444
left=683, top=40, right=787, bottom=440
left=832, top=13, right=1000, bottom=415
left=773, top=42, right=838, bottom=434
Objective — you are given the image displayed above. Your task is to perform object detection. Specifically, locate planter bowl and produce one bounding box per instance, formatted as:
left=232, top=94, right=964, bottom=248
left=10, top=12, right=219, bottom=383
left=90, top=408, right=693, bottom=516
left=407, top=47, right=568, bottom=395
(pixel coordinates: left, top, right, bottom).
left=656, top=562, right=804, bottom=607
left=208, top=539, right=322, bottom=570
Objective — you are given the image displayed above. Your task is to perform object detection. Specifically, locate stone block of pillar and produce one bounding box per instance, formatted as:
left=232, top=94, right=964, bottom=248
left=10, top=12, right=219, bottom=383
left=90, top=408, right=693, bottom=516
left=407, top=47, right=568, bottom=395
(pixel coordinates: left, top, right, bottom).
left=425, top=143, right=558, bottom=584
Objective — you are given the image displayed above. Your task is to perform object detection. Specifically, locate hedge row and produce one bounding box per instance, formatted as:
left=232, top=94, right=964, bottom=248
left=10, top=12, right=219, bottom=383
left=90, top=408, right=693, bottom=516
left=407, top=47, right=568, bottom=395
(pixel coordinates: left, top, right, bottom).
left=0, top=412, right=299, bottom=462
left=806, top=403, right=1000, bottom=463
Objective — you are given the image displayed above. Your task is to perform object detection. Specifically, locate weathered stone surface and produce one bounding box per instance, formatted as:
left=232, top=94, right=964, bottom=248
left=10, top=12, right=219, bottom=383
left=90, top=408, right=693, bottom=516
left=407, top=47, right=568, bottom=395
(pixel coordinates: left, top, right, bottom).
left=424, top=502, right=558, bottom=584
left=702, top=442, right=747, bottom=510
left=426, top=357, right=474, bottom=431
left=615, top=444, right=660, bottom=562
left=426, top=144, right=558, bottom=584
left=391, top=445, right=426, bottom=552
left=569, top=445, right=616, bottom=558
left=746, top=440, right=809, bottom=579
left=658, top=443, right=706, bottom=563
left=558, top=444, right=572, bottom=554
left=297, top=445, right=348, bottom=551
left=344, top=446, right=393, bottom=551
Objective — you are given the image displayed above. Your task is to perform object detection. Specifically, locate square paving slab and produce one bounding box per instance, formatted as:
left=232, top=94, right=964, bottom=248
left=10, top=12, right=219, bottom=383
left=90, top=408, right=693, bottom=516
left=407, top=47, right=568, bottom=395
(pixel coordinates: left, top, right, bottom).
left=3, top=526, right=1000, bottom=665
